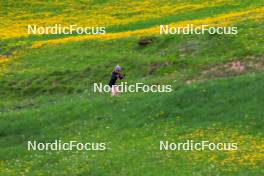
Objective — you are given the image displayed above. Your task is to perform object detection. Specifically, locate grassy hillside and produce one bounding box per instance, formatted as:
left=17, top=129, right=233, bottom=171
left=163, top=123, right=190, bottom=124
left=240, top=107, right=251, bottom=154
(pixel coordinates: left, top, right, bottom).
left=0, top=0, right=264, bottom=175
left=1, top=73, right=264, bottom=175
left=1, top=21, right=264, bottom=97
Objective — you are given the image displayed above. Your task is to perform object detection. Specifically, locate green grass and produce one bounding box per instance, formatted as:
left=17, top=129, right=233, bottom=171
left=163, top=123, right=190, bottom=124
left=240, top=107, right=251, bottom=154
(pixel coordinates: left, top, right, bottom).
left=1, top=19, right=263, bottom=97
left=1, top=0, right=264, bottom=175
left=1, top=0, right=263, bottom=56
left=1, top=73, right=264, bottom=175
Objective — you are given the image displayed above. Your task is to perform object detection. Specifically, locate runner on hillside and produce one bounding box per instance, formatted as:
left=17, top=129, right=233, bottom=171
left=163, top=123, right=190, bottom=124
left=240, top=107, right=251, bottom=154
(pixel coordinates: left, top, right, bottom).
left=108, top=65, right=125, bottom=96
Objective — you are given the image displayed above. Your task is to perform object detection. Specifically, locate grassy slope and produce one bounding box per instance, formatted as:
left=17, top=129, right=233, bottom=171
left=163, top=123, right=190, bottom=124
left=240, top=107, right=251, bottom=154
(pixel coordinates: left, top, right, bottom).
left=1, top=20, right=263, bottom=97
left=1, top=73, right=264, bottom=175
left=1, top=0, right=263, bottom=55
left=1, top=0, right=264, bottom=175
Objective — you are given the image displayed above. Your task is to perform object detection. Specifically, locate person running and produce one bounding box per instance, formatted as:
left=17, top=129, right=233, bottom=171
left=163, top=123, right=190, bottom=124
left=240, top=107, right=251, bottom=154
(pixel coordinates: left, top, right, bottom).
left=108, top=65, right=125, bottom=96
